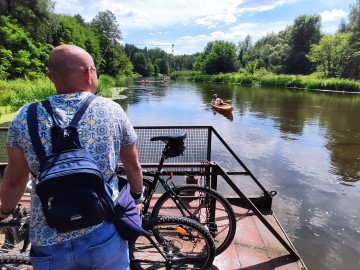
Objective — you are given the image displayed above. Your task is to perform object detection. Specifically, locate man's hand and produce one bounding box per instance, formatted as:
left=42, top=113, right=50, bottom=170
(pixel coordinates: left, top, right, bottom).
left=136, top=203, right=144, bottom=215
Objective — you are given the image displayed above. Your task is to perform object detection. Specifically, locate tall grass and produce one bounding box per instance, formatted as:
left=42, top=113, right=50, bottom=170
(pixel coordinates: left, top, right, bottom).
left=0, top=75, right=117, bottom=113
left=181, top=71, right=360, bottom=93
left=97, top=75, right=116, bottom=97
left=0, top=77, right=55, bottom=110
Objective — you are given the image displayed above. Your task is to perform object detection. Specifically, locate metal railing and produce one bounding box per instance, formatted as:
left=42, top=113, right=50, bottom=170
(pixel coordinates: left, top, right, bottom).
left=0, top=125, right=300, bottom=259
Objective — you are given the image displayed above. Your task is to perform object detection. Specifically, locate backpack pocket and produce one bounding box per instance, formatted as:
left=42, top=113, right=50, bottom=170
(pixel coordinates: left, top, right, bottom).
left=36, top=175, right=110, bottom=233
left=39, top=189, right=106, bottom=233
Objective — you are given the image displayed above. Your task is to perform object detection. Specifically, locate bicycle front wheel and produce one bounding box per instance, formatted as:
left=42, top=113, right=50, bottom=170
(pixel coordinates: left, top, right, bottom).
left=129, top=216, right=215, bottom=269
left=151, top=184, right=236, bottom=255
left=0, top=212, right=32, bottom=269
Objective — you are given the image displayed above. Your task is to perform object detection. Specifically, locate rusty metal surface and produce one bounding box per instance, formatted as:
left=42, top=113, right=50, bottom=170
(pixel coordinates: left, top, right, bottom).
left=211, top=204, right=306, bottom=270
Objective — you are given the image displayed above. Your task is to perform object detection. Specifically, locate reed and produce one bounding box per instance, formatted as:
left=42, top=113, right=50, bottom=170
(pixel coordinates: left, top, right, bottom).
left=0, top=77, right=55, bottom=110
left=182, top=72, right=360, bottom=93
left=0, top=74, right=116, bottom=110
left=97, top=75, right=115, bottom=97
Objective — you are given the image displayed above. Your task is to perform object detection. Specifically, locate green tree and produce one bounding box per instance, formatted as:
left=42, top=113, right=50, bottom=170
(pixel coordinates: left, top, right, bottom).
left=155, top=58, right=169, bottom=74
left=105, top=44, right=133, bottom=77
left=238, top=35, right=253, bottom=69
left=344, top=0, right=360, bottom=79
left=174, top=54, right=197, bottom=71
left=307, top=33, right=351, bottom=77
left=195, top=40, right=239, bottom=74
left=0, top=15, right=51, bottom=79
left=125, top=43, right=141, bottom=62
left=90, top=10, right=121, bottom=46
left=132, top=52, right=147, bottom=76
left=153, top=63, right=159, bottom=76
left=0, top=0, right=59, bottom=43
left=286, top=14, right=322, bottom=74
left=90, top=10, right=131, bottom=77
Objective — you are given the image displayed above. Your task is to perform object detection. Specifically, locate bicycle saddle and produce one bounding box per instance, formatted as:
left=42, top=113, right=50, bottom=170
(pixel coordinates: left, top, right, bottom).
left=150, top=132, right=187, bottom=143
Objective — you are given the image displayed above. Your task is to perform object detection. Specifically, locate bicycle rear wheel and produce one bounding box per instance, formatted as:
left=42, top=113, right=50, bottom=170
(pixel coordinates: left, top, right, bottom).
left=130, top=216, right=215, bottom=269
left=151, top=184, right=236, bottom=255
left=0, top=208, right=32, bottom=269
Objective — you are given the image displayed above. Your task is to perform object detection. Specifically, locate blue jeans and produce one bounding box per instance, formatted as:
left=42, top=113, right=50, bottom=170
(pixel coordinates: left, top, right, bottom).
left=30, top=222, right=129, bottom=270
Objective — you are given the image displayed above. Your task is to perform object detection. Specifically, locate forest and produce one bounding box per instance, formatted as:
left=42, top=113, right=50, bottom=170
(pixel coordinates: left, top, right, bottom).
left=1, top=0, right=360, bottom=86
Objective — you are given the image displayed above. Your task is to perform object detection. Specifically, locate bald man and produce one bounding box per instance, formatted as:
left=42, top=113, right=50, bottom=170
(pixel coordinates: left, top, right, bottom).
left=0, top=44, right=143, bottom=269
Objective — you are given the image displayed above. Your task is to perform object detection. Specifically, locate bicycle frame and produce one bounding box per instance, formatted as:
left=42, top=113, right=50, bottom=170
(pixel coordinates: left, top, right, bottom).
left=141, top=150, right=197, bottom=219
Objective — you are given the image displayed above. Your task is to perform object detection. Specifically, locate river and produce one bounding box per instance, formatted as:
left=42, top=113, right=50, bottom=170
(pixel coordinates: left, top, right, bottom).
left=116, top=78, right=360, bottom=270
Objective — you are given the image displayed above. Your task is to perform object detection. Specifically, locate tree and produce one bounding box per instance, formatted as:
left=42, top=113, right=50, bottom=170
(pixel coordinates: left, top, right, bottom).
left=90, top=10, right=131, bottom=77
left=105, top=44, right=133, bottom=77
left=0, top=15, right=51, bottom=79
left=338, top=18, right=347, bottom=33
left=132, top=52, right=148, bottom=76
left=90, top=10, right=122, bottom=46
left=0, top=0, right=59, bottom=43
left=155, top=58, right=169, bottom=74
left=125, top=44, right=140, bottom=61
left=343, top=0, right=360, bottom=79
left=307, top=33, right=351, bottom=77
left=286, top=15, right=322, bottom=74
left=195, top=40, right=239, bottom=74
left=238, top=35, right=253, bottom=69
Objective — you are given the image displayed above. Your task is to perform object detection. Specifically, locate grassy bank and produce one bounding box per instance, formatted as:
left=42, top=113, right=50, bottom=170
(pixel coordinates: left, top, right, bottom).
left=171, top=70, right=360, bottom=93
left=0, top=75, right=116, bottom=125
left=0, top=75, right=116, bottom=110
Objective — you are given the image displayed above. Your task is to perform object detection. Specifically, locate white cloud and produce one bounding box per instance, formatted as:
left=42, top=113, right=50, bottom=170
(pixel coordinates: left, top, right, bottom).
left=195, top=14, right=237, bottom=28
left=53, top=0, right=352, bottom=55
left=54, top=0, right=293, bottom=30
left=320, top=9, right=348, bottom=22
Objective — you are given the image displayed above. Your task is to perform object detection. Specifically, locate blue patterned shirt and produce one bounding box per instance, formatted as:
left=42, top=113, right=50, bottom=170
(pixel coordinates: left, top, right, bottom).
left=7, top=92, right=137, bottom=246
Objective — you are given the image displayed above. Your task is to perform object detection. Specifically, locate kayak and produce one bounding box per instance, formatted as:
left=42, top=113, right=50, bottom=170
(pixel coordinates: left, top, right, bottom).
left=211, top=102, right=234, bottom=113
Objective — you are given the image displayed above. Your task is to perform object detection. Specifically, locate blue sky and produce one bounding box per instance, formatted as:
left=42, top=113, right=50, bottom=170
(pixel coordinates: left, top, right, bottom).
left=54, top=0, right=355, bottom=55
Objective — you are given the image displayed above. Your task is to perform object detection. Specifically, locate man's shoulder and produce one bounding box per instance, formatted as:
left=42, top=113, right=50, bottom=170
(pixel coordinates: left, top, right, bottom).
left=11, top=102, right=33, bottom=122
left=92, top=95, right=122, bottom=110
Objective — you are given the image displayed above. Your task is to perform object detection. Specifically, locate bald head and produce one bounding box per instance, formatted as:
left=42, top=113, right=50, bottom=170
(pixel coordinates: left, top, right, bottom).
left=48, top=44, right=98, bottom=94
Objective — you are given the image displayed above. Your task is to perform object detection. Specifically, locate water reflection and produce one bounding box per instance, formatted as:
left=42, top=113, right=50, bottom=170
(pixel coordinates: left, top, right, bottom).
left=114, top=79, right=360, bottom=270
left=211, top=109, right=233, bottom=121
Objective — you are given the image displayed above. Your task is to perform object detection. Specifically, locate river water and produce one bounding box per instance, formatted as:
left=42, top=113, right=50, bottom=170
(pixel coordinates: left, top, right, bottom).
left=116, top=79, right=360, bottom=270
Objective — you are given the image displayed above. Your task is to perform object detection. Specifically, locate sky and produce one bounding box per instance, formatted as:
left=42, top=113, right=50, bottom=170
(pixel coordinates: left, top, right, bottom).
left=53, top=0, right=356, bottom=55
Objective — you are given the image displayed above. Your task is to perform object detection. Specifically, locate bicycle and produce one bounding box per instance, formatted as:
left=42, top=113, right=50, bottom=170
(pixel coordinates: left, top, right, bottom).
left=0, top=204, right=32, bottom=269
left=129, top=215, right=215, bottom=269
left=0, top=204, right=215, bottom=270
left=118, top=132, right=236, bottom=255
left=1, top=182, right=216, bottom=270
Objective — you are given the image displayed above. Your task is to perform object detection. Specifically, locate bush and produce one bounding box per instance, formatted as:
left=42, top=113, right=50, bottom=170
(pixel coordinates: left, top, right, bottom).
left=97, top=75, right=116, bottom=97
left=0, top=77, right=55, bottom=109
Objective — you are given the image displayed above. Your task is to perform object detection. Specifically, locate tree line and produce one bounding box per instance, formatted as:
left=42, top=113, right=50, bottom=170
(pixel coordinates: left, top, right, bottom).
left=1, top=0, right=360, bottom=81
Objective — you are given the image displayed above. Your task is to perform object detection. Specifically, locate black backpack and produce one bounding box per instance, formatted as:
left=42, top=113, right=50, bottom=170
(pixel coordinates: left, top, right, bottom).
left=27, top=95, right=114, bottom=233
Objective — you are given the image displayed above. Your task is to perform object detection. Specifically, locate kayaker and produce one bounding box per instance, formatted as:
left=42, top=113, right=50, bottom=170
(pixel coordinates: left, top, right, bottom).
left=211, top=94, right=224, bottom=105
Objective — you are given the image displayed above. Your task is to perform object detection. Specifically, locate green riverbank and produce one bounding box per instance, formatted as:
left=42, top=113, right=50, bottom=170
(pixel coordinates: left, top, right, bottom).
left=171, top=71, right=360, bottom=93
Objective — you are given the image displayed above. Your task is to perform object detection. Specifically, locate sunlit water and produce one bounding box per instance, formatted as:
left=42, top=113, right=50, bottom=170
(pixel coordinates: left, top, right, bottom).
left=116, top=79, right=360, bottom=270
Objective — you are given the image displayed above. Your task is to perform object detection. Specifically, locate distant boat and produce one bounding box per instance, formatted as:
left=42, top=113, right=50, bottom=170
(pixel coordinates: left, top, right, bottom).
left=140, top=79, right=150, bottom=83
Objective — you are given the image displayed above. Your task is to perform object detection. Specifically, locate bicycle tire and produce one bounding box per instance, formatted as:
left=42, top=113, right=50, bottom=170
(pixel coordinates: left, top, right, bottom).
left=129, top=215, right=215, bottom=269
left=151, top=184, right=236, bottom=255
left=0, top=214, right=32, bottom=269
left=142, top=178, right=153, bottom=198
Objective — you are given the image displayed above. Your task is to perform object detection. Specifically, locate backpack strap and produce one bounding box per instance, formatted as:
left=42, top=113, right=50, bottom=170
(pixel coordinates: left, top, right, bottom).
left=27, top=102, right=46, bottom=164
left=70, top=94, right=96, bottom=126
left=42, top=94, right=97, bottom=127
left=27, top=94, right=97, bottom=163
